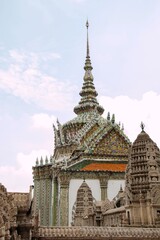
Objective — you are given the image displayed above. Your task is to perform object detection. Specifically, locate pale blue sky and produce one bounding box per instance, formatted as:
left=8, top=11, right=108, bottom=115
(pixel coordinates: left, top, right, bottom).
left=0, top=0, right=160, bottom=191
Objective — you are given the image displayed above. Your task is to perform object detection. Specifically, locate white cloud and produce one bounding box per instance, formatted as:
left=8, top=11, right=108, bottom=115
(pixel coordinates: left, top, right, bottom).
left=100, top=91, right=160, bottom=146
left=9, top=50, right=27, bottom=63
left=0, top=149, right=50, bottom=192
left=0, top=50, right=75, bottom=111
left=31, top=113, right=57, bottom=129
left=40, top=52, right=61, bottom=61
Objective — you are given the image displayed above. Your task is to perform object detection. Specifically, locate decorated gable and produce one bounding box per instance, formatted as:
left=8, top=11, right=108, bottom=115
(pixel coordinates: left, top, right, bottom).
left=93, top=129, right=130, bottom=156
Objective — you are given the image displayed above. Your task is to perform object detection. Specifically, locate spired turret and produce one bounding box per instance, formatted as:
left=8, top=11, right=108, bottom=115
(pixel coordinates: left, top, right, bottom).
left=72, top=180, right=94, bottom=226
left=130, top=123, right=160, bottom=193
left=74, top=21, right=104, bottom=116
left=125, top=123, right=160, bottom=227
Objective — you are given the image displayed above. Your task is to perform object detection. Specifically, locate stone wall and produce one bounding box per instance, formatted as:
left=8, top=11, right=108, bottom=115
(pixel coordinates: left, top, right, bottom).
left=33, top=226, right=160, bottom=240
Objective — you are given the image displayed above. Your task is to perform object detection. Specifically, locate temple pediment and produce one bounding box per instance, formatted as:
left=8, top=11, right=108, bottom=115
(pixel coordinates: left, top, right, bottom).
left=65, top=125, right=130, bottom=169
left=90, top=127, right=130, bottom=157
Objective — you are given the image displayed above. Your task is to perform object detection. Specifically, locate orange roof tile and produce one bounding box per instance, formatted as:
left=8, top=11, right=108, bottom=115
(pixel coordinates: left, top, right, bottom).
left=81, top=163, right=127, bottom=172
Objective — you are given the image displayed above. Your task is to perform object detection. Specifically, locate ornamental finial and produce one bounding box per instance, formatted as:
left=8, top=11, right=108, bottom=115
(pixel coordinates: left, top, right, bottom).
left=120, top=184, right=123, bottom=192
left=140, top=122, right=145, bottom=132
left=86, top=19, right=89, bottom=28
left=86, top=20, right=90, bottom=57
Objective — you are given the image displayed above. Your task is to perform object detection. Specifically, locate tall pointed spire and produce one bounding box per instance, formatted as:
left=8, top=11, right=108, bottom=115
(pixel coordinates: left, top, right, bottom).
left=86, top=20, right=90, bottom=59
left=83, top=20, right=93, bottom=72
left=74, top=21, right=104, bottom=115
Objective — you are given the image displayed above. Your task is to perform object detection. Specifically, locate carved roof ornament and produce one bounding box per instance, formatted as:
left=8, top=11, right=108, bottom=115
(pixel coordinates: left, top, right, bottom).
left=107, top=112, right=110, bottom=121
left=140, top=121, right=145, bottom=132
left=111, top=114, right=115, bottom=124
left=120, top=184, right=123, bottom=192
left=74, top=21, right=104, bottom=115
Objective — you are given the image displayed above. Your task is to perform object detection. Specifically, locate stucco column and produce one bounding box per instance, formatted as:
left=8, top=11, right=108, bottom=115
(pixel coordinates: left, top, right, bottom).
left=52, top=177, right=58, bottom=226
left=146, top=200, right=152, bottom=225
left=146, top=192, right=152, bottom=226
left=139, top=193, right=145, bottom=225
left=99, top=176, right=108, bottom=201
left=59, top=174, right=70, bottom=226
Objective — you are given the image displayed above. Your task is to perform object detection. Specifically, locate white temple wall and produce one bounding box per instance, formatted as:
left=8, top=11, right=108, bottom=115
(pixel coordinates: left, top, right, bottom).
left=69, top=179, right=101, bottom=225
left=108, top=180, right=125, bottom=201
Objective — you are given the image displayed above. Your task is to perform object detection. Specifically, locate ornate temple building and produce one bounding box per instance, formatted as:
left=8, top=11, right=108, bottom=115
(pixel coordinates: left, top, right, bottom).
left=1, top=22, right=160, bottom=240
left=32, top=20, right=131, bottom=227
left=71, top=125, right=160, bottom=228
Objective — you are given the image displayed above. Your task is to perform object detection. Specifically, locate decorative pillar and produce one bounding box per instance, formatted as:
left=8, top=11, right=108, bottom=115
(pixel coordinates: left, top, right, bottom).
left=59, top=174, right=70, bottom=226
left=146, top=192, right=152, bottom=226
left=33, top=161, right=52, bottom=226
left=140, top=201, right=144, bottom=225
left=39, top=168, right=46, bottom=225
left=52, top=177, right=58, bottom=226
left=45, top=176, right=52, bottom=226
left=33, top=166, right=40, bottom=217
left=146, top=200, right=152, bottom=225
left=99, top=176, right=108, bottom=201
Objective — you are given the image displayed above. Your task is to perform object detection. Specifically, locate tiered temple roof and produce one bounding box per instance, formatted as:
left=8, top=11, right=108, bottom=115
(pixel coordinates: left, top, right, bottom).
left=52, top=21, right=131, bottom=172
